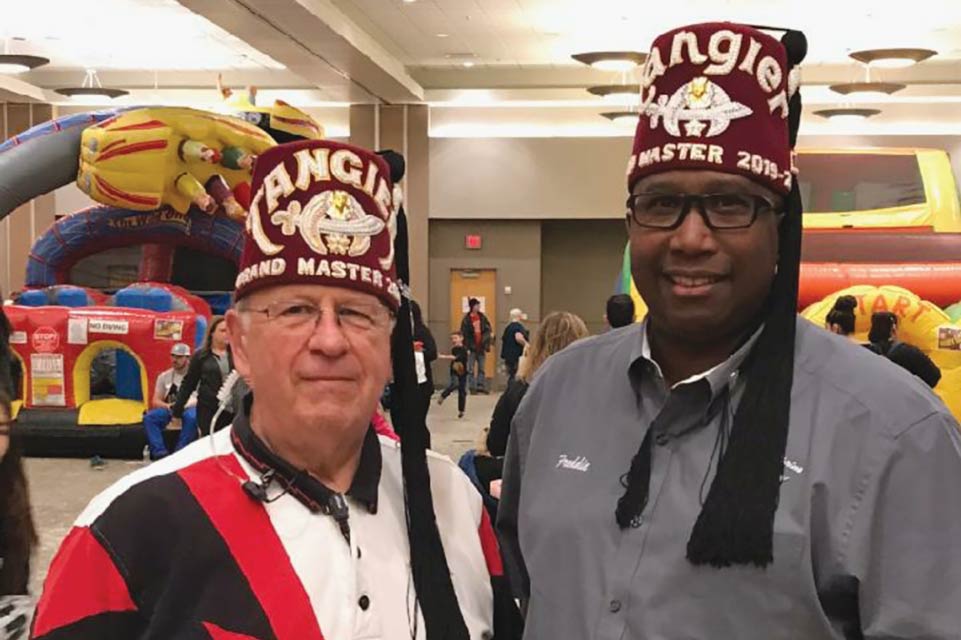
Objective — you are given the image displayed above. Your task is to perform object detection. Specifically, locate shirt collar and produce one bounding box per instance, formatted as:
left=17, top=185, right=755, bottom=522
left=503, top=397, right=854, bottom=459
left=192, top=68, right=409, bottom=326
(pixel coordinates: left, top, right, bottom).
left=231, top=394, right=382, bottom=514
left=633, top=320, right=762, bottom=398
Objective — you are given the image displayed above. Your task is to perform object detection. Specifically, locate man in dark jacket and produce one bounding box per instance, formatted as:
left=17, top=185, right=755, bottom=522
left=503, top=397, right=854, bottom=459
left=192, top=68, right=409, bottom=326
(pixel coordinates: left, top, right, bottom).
left=461, top=297, right=493, bottom=394
left=500, top=308, right=529, bottom=381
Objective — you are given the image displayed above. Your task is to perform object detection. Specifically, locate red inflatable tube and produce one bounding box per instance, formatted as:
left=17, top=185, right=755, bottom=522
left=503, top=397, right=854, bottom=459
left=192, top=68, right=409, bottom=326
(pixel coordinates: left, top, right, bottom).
left=800, top=262, right=961, bottom=308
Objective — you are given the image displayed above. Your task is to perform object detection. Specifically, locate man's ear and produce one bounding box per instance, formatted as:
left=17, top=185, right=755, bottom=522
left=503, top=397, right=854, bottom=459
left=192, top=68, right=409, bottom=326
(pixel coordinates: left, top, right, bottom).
left=225, top=310, right=252, bottom=380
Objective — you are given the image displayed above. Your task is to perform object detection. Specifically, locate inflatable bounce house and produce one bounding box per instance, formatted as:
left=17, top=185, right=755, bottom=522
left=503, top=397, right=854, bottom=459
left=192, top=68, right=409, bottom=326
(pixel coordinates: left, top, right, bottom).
left=618, top=147, right=961, bottom=419
left=0, top=84, right=323, bottom=456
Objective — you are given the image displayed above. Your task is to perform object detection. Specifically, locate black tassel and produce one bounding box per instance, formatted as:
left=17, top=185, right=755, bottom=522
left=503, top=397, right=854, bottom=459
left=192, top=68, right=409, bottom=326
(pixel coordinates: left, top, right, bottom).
left=615, top=430, right=653, bottom=529
left=379, top=150, right=469, bottom=639
left=685, top=30, right=806, bottom=568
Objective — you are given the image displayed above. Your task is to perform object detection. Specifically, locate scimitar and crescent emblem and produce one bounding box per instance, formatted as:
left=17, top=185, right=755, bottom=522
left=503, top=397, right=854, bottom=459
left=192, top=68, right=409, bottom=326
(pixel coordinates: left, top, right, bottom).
left=269, top=190, right=386, bottom=258
left=645, top=76, right=753, bottom=138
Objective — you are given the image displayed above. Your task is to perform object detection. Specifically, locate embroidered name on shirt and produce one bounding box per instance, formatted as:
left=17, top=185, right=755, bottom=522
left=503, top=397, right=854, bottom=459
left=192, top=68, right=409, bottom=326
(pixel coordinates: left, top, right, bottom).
left=556, top=455, right=591, bottom=472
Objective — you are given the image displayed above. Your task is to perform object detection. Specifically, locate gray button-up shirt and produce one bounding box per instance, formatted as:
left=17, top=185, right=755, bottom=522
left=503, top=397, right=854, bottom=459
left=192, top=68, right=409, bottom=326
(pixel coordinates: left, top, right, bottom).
left=498, top=318, right=961, bottom=639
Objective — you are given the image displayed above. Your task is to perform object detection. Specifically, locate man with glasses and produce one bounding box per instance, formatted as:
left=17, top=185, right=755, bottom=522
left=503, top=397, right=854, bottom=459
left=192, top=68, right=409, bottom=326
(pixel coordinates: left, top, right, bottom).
left=499, top=22, right=961, bottom=639
left=34, top=141, right=518, bottom=639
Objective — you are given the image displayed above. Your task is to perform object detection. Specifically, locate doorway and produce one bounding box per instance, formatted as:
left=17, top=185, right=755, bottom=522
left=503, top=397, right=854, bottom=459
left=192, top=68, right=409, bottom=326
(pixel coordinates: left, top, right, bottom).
left=449, top=269, right=497, bottom=384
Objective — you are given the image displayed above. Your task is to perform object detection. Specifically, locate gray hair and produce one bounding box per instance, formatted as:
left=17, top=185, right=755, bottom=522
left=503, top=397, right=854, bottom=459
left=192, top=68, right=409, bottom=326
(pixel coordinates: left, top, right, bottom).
left=509, top=308, right=523, bottom=321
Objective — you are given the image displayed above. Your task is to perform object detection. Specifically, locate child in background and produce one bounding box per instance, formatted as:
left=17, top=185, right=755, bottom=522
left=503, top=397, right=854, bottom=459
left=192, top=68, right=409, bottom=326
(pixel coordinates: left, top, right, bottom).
left=437, top=333, right=468, bottom=418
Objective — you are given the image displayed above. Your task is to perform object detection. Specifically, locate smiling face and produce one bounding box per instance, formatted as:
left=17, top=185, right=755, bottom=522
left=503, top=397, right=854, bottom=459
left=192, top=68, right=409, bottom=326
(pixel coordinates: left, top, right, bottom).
left=628, top=170, right=781, bottom=345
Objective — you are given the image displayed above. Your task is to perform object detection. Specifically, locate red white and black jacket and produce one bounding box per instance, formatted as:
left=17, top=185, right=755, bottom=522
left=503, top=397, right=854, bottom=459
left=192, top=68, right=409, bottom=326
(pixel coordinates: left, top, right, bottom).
left=32, top=408, right=515, bottom=639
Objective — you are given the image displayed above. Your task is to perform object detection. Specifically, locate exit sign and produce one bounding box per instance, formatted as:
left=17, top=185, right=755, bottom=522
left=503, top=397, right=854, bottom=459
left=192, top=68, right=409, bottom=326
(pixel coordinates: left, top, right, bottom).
left=465, top=234, right=482, bottom=250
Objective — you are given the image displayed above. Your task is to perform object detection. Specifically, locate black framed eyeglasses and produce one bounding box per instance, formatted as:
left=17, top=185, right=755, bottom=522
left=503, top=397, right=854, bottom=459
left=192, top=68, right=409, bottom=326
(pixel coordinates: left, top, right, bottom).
left=626, top=192, right=780, bottom=230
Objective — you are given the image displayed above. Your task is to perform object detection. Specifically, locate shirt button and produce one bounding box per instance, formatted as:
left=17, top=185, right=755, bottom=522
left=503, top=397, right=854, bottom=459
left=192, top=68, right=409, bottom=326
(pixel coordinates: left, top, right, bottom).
left=609, top=599, right=622, bottom=613
left=358, top=595, right=371, bottom=611
left=655, top=432, right=670, bottom=446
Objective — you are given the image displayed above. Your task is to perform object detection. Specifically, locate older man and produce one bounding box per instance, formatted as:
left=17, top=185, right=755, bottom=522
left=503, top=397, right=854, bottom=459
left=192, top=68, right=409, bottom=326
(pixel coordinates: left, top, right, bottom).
left=33, top=141, right=517, bottom=639
left=499, top=22, right=961, bottom=639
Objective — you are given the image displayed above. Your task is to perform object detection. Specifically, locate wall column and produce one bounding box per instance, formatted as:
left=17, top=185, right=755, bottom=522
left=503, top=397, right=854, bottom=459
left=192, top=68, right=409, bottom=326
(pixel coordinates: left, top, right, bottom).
left=348, top=104, right=429, bottom=310
left=0, top=102, right=56, bottom=297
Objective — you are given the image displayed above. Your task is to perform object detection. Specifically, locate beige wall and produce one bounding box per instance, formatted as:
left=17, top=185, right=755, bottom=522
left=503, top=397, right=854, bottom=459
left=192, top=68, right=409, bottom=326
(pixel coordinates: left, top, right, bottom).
left=430, top=137, right=633, bottom=220
left=541, top=219, right=628, bottom=335
left=429, top=135, right=961, bottom=222
left=427, top=219, right=541, bottom=387
left=0, top=103, right=55, bottom=297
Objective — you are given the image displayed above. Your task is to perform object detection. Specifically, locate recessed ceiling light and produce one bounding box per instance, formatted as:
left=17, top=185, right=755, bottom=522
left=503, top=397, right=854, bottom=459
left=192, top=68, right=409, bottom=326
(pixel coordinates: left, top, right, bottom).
left=0, top=54, right=48, bottom=74
left=849, top=48, right=936, bottom=68
left=829, top=82, right=906, bottom=97
left=55, top=69, right=129, bottom=101
left=436, top=33, right=449, bottom=38
left=403, top=0, right=416, bottom=3
left=572, top=51, right=646, bottom=72
left=55, top=87, right=129, bottom=100
left=588, top=84, right=640, bottom=104
left=600, top=111, right=639, bottom=125
left=462, top=61, right=475, bottom=68
left=813, top=107, right=881, bottom=122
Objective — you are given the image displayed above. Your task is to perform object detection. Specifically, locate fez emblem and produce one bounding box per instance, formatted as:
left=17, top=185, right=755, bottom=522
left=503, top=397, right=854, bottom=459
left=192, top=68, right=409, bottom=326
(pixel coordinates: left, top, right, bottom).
left=646, top=76, right=752, bottom=138
left=271, top=190, right=386, bottom=257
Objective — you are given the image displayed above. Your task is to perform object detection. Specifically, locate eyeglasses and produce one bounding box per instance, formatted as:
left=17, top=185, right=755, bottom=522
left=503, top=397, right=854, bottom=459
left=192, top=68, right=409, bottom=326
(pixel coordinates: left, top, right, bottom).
left=626, top=192, right=780, bottom=230
left=240, top=299, right=395, bottom=334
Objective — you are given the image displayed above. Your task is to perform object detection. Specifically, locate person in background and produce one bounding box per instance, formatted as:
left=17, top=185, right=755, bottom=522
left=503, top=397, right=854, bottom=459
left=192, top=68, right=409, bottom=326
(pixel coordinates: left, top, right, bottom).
left=409, top=300, right=437, bottom=435
left=500, top=309, right=529, bottom=381
left=475, top=312, right=589, bottom=514
left=438, top=332, right=469, bottom=418
left=867, top=311, right=942, bottom=388
left=605, top=293, right=636, bottom=330
left=460, top=298, right=492, bottom=394
left=0, top=384, right=38, bottom=640
left=142, top=343, right=199, bottom=461
left=825, top=295, right=857, bottom=339
left=171, top=316, right=233, bottom=436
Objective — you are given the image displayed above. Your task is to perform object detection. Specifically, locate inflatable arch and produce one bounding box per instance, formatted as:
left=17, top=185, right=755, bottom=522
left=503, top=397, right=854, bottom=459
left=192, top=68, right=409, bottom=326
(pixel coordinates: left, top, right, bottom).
left=26, top=205, right=244, bottom=287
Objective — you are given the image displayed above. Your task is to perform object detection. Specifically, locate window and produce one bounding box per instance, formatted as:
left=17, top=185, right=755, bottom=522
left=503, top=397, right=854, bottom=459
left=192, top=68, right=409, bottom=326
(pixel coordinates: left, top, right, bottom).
left=797, top=153, right=926, bottom=214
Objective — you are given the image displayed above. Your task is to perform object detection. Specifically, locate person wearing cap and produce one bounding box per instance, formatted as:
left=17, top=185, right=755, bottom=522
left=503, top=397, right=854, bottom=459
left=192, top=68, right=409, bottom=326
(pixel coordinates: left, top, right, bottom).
left=498, top=22, right=961, bottom=639
left=142, top=342, right=198, bottom=460
left=32, top=140, right=519, bottom=639
left=460, top=298, right=493, bottom=394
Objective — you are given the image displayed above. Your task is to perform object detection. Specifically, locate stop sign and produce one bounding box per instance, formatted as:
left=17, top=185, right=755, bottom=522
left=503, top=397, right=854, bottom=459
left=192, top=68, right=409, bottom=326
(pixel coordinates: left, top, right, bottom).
left=31, top=326, right=61, bottom=353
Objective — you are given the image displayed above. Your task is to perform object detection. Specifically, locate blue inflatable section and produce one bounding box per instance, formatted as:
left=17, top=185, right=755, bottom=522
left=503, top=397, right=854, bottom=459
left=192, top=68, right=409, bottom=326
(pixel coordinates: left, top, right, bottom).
left=0, top=107, right=138, bottom=155
left=17, top=285, right=96, bottom=307
left=111, top=285, right=181, bottom=401
left=194, top=315, right=209, bottom=351
left=26, top=205, right=244, bottom=287
left=197, top=293, right=233, bottom=316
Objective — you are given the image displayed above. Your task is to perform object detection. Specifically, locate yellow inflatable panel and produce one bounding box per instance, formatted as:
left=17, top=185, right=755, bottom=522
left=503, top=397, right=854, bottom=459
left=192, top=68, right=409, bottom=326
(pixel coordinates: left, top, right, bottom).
left=628, top=277, right=649, bottom=322
left=78, top=399, right=146, bottom=426
left=10, top=400, right=21, bottom=421
left=78, top=107, right=276, bottom=215
left=801, top=284, right=952, bottom=351
left=802, top=285, right=961, bottom=415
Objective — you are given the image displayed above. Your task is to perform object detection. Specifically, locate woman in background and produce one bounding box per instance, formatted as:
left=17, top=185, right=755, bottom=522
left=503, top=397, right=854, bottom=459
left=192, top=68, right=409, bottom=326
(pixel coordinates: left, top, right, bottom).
left=0, top=384, right=38, bottom=639
left=475, top=312, right=589, bottom=510
left=172, top=316, right=234, bottom=436
left=825, top=295, right=857, bottom=339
